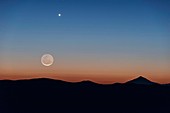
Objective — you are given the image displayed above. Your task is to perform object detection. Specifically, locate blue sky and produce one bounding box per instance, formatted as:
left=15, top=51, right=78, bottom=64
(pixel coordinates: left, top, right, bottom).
left=0, top=0, right=170, bottom=83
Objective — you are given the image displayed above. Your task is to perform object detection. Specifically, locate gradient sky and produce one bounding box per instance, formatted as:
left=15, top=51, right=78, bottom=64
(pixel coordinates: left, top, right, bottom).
left=0, top=0, right=170, bottom=83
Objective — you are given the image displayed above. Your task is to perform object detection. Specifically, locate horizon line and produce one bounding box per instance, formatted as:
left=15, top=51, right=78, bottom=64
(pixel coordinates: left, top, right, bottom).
left=0, top=76, right=169, bottom=85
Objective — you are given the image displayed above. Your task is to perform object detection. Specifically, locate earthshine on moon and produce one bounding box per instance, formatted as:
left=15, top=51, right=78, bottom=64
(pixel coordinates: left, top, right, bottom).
left=41, top=54, right=54, bottom=66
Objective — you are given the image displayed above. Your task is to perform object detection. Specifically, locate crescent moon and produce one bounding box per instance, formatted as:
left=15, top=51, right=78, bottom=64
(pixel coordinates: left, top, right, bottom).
left=41, top=54, right=54, bottom=66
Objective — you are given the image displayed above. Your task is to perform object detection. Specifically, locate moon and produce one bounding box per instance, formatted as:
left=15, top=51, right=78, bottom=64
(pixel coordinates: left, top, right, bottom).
left=41, top=54, right=54, bottom=66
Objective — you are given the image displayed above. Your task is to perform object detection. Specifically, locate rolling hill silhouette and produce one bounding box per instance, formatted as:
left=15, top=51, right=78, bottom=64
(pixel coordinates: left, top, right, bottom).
left=0, top=76, right=170, bottom=113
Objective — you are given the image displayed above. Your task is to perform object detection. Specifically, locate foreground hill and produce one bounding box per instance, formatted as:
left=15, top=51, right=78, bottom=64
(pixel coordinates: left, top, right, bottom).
left=0, top=77, right=170, bottom=113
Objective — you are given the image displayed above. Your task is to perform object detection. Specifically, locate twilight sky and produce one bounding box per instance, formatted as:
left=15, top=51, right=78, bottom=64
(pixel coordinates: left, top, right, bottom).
left=0, top=0, right=170, bottom=83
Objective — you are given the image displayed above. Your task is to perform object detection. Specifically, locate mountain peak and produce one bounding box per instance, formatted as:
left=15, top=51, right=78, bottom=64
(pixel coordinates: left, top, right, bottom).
left=137, top=76, right=148, bottom=80
left=126, top=76, right=156, bottom=85
left=138, top=76, right=145, bottom=78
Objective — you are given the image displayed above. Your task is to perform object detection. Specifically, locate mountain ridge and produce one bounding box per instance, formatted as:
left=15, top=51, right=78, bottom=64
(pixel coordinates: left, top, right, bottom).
left=0, top=76, right=170, bottom=113
left=0, top=76, right=163, bottom=85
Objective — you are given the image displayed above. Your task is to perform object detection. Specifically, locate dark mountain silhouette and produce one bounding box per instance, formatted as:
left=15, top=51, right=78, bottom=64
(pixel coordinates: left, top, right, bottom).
left=126, top=76, right=157, bottom=85
left=0, top=77, right=170, bottom=113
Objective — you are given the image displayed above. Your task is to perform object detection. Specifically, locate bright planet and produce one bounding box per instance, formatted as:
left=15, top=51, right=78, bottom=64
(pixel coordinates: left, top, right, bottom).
left=41, top=54, right=54, bottom=66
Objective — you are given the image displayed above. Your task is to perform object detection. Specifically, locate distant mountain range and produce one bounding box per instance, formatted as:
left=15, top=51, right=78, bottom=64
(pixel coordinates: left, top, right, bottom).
left=0, top=76, right=167, bottom=85
left=0, top=76, right=170, bottom=113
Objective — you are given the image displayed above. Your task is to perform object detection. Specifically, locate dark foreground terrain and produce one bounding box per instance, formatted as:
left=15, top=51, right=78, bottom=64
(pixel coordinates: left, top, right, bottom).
left=0, top=77, right=170, bottom=113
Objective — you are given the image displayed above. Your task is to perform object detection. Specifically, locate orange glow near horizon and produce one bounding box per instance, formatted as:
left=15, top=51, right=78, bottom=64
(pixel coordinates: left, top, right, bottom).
left=0, top=54, right=169, bottom=84
left=0, top=67, right=170, bottom=84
